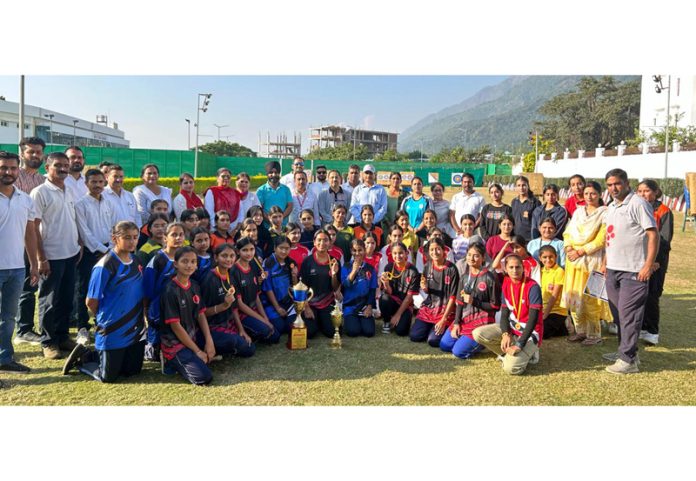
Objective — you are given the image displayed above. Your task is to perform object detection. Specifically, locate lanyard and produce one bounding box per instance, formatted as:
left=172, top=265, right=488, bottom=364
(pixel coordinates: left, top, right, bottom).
left=216, top=267, right=232, bottom=293
left=509, top=280, right=526, bottom=321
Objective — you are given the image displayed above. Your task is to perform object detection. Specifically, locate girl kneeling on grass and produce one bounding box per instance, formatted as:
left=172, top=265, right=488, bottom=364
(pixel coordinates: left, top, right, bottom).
left=472, top=254, right=543, bottom=375
left=378, top=242, right=419, bottom=336
left=410, top=238, right=459, bottom=347
left=262, top=236, right=299, bottom=336
left=440, top=243, right=500, bottom=359
left=340, top=239, right=378, bottom=337
left=232, top=237, right=278, bottom=343
left=200, top=244, right=255, bottom=358
left=62, top=222, right=146, bottom=382
left=160, top=247, right=216, bottom=386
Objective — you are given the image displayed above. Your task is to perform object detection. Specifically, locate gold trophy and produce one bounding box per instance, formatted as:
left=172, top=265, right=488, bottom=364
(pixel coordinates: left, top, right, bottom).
left=287, top=281, right=313, bottom=350
left=330, top=302, right=343, bottom=348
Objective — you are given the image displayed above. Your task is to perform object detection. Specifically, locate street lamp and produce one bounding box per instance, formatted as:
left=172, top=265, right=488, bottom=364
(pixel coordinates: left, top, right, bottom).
left=213, top=123, right=229, bottom=141
left=72, top=120, right=79, bottom=145
left=44, top=114, right=55, bottom=145
left=653, top=75, right=671, bottom=179
left=185, top=119, right=191, bottom=150
left=195, top=93, right=212, bottom=178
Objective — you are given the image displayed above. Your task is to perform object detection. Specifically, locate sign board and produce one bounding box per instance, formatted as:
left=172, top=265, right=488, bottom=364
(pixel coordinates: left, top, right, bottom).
left=451, top=173, right=463, bottom=185
left=525, top=173, right=545, bottom=198
left=428, top=172, right=439, bottom=184
left=687, top=172, right=696, bottom=215
left=378, top=171, right=415, bottom=186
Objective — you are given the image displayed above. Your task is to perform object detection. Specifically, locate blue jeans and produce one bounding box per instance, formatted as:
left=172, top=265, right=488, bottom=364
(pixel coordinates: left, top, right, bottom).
left=0, top=268, right=24, bottom=364
left=241, top=315, right=277, bottom=343
left=343, top=314, right=375, bottom=337
left=440, top=329, right=484, bottom=359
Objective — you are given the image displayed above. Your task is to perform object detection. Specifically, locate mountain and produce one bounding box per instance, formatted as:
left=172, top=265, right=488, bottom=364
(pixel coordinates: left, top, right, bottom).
left=399, top=75, right=641, bottom=154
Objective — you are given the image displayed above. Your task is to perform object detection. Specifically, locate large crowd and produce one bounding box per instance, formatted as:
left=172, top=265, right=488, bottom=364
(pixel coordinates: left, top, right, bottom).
left=0, top=137, right=672, bottom=387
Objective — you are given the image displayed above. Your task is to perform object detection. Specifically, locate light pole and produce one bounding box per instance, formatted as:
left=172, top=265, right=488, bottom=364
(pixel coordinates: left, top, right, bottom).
left=653, top=75, right=671, bottom=179
left=72, top=120, right=79, bottom=145
left=195, top=93, right=212, bottom=178
left=44, top=114, right=55, bottom=145
left=213, top=123, right=229, bottom=141
left=185, top=118, right=191, bottom=150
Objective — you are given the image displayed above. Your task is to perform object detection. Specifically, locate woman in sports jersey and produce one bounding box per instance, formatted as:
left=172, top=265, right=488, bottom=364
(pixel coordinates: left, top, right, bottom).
left=378, top=242, right=419, bottom=336
left=340, top=239, right=378, bottom=337
left=190, top=227, right=212, bottom=283
left=262, top=236, right=299, bottom=337
left=300, top=229, right=341, bottom=338
left=409, top=238, right=459, bottom=347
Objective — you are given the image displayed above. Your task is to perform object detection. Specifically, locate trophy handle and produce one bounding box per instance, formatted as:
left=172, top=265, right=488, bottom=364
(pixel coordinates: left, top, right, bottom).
left=306, top=288, right=314, bottom=302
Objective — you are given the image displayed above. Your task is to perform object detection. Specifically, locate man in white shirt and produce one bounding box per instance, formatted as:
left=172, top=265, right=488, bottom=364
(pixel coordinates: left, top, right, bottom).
left=289, top=171, right=320, bottom=225
left=64, top=146, right=88, bottom=201
left=103, top=164, right=141, bottom=227
left=348, top=164, right=387, bottom=225
left=308, top=164, right=330, bottom=198
left=74, top=169, right=119, bottom=345
left=30, top=152, right=81, bottom=360
left=341, top=164, right=362, bottom=196
left=449, top=173, right=486, bottom=234
left=0, top=151, right=39, bottom=374
left=280, top=156, right=305, bottom=194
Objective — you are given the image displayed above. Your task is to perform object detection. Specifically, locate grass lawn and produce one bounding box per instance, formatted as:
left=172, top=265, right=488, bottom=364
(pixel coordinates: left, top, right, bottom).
left=1, top=188, right=695, bottom=406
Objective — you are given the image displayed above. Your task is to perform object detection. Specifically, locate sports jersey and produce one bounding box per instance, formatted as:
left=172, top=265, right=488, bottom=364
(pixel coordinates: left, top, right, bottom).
left=382, top=262, right=420, bottom=305
left=501, top=276, right=543, bottom=345
left=193, top=254, right=213, bottom=284
left=454, top=268, right=500, bottom=337
left=299, top=226, right=318, bottom=250
left=333, top=225, right=354, bottom=261
left=231, top=261, right=261, bottom=311
left=87, top=251, right=145, bottom=351
left=289, top=244, right=309, bottom=269
left=415, top=244, right=455, bottom=272
left=160, top=278, right=205, bottom=360
left=418, top=261, right=459, bottom=324
left=364, top=252, right=382, bottom=271
left=261, top=254, right=296, bottom=319
left=200, top=268, right=237, bottom=334
left=401, top=195, right=432, bottom=229
left=210, top=230, right=234, bottom=250
left=340, top=262, right=377, bottom=316
left=137, top=239, right=162, bottom=267
left=328, top=245, right=344, bottom=265
left=353, top=224, right=383, bottom=249
left=540, top=264, right=565, bottom=317
left=143, top=251, right=176, bottom=324
left=300, top=251, right=336, bottom=310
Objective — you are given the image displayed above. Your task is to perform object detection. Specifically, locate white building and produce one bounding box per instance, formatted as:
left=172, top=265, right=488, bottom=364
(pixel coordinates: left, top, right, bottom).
left=0, top=99, right=129, bottom=147
left=639, top=74, right=696, bottom=138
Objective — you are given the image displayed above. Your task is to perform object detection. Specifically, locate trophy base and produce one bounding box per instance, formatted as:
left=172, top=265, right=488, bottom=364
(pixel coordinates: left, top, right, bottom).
left=287, top=325, right=308, bottom=350
left=330, top=332, right=342, bottom=349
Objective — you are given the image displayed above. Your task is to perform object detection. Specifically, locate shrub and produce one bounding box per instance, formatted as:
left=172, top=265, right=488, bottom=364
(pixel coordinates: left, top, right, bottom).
left=122, top=175, right=267, bottom=196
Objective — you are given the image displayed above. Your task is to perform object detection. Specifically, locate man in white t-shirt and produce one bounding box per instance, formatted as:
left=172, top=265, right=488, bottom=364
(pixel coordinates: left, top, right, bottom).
left=449, top=173, right=485, bottom=234
left=280, top=156, right=305, bottom=194
left=308, top=164, right=329, bottom=198
left=103, top=164, right=141, bottom=227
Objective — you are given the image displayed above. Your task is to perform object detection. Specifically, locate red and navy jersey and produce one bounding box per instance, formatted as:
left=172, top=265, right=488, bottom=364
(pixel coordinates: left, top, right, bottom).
left=454, top=268, right=500, bottom=337
left=418, top=261, right=459, bottom=324
left=143, top=251, right=176, bottom=324
left=200, top=269, right=237, bottom=334
left=261, top=254, right=296, bottom=319
left=340, top=262, right=377, bottom=316
left=502, top=276, right=543, bottom=344
left=231, top=262, right=261, bottom=310
left=160, top=278, right=205, bottom=360
left=364, top=252, right=382, bottom=271
left=382, top=262, right=420, bottom=303
left=300, top=251, right=336, bottom=310
left=193, top=254, right=212, bottom=284
left=289, top=244, right=309, bottom=269
left=87, top=251, right=145, bottom=351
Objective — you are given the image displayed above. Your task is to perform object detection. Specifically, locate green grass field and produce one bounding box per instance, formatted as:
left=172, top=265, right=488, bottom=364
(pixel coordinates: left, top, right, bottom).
left=2, top=188, right=695, bottom=405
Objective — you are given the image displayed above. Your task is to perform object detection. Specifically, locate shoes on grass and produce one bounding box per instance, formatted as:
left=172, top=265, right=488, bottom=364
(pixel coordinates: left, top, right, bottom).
left=639, top=330, right=659, bottom=345
left=381, top=323, right=391, bottom=334
left=581, top=337, right=603, bottom=346
left=0, top=360, right=31, bottom=373
left=13, top=331, right=42, bottom=346
left=606, top=323, right=618, bottom=335
left=567, top=333, right=586, bottom=343
left=606, top=359, right=639, bottom=374
left=76, top=328, right=90, bottom=346
left=528, top=351, right=539, bottom=365
left=43, top=345, right=63, bottom=360
left=602, top=351, right=640, bottom=365
left=62, top=344, right=90, bottom=375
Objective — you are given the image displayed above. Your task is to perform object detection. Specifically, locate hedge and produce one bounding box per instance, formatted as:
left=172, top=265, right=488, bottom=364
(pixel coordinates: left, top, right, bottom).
left=122, top=175, right=267, bottom=196
left=483, top=175, right=685, bottom=198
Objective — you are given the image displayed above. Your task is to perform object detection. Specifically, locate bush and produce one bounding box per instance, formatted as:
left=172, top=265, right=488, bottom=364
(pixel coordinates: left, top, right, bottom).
left=122, top=175, right=267, bottom=196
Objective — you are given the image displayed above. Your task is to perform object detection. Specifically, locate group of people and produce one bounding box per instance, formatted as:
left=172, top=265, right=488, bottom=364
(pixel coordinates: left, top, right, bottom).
left=0, top=142, right=672, bottom=387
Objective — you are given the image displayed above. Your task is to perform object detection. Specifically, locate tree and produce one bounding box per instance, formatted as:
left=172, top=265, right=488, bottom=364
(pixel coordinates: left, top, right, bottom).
left=537, top=76, right=640, bottom=150
left=374, top=149, right=407, bottom=161
left=198, top=140, right=256, bottom=157
left=306, top=143, right=369, bottom=161
left=522, top=133, right=555, bottom=173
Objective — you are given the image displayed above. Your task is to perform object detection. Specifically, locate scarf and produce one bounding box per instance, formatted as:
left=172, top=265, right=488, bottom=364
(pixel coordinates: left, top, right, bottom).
left=206, top=185, right=240, bottom=220
left=564, top=205, right=607, bottom=271
left=180, top=190, right=203, bottom=210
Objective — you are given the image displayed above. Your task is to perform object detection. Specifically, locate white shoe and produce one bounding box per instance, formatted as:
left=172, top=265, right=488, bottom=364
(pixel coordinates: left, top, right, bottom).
left=606, top=358, right=639, bottom=374
left=606, top=323, right=618, bottom=335
left=76, top=328, right=90, bottom=346
left=528, top=350, right=539, bottom=364
left=641, top=332, right=659, bottom=345
left=381, top=323, right=391, bottom=334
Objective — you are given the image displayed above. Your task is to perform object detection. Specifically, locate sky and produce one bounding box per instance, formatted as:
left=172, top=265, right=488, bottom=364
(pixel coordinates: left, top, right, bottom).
left=0, top=75, right=507, bottom=154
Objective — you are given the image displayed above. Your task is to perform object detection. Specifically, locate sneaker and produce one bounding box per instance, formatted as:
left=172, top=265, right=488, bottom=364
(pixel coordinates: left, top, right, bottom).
left=381, top=323, right=391, bottom=334
left=606, top=323, right=618, bottom=335
left=13, top=331, right=42, bottom=346
left=605, top=358, right=639, bottom=374
left=62, top=344, right=90, bottom=375
left=0, top=360, right=31, bottom=373
left=43, top=345, right=63, bottom=360
left=602, top=351, right=640, bottom=365
left=58, top=338, right=78, bottom=352
left=528, top=350, right=540, bottom=364
left=641, top=331, right=659, bottom=345
left=496, top=354, right=505, bottom=362
left=76, top=328, right=90, bottom=346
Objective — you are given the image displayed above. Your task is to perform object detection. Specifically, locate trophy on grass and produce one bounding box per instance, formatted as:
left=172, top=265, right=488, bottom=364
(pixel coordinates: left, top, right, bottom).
left=330, top=301, right=343, bottom=349
left=287, top=281, right=313, bottom=350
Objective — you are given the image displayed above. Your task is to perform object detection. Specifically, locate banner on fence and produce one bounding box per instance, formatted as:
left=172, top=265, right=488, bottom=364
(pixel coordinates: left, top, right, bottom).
left=378, top=171, right=414, bottom=186
left=428, top=172, right=439, bottom=184
left=451, top=173, right=463, bottom=185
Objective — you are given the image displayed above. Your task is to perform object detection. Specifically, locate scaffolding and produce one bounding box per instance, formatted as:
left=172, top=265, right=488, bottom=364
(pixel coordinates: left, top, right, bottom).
left=259, top=131, right=302, bottom=159
left=309, top=124, right=398, bottom=156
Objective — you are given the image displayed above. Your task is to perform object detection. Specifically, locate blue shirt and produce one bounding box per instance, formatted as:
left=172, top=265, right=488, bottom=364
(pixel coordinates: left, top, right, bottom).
left=261, top=254, right=297, bottom=320
left=527, top=238, right=566, bottom=268
left=143, top=251, right=176, bottom=324
left=193, top=254, right=213, bottom=284
left=256, top=182, right=292, bottom=224
left=401, top=194, right=432, bottom=229
left=348, top=183, right=388, bottom=224
left=87, top=251, right=144, bottom=351
left=340, top=262, right=377, bottom=316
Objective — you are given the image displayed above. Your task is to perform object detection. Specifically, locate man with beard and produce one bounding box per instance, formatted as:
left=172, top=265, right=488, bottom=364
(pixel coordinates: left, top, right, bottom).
left=30, top=152, right=81, bottom=359
left=0, top=151, right=39, bottom=376
left=257, top=160, right=293, bottom=226
left=14, top=137, right=46, bottom=346
left=308, top=164, right=329, bottom=198
left=64, top=146, right=88, bottom=200
left=341, top=164, right=361, bottom=197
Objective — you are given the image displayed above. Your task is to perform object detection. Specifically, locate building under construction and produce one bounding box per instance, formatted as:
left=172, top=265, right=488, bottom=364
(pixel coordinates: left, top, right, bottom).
left=259, top=132, right=302, bottom=159
left=309, top=125, right=398, bottom=157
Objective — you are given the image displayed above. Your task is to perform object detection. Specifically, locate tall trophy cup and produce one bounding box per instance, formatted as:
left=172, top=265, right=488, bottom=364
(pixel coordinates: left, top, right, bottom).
left=330, top=302, right=343, bottom=348
left=287, top=281, right=313, bottom=350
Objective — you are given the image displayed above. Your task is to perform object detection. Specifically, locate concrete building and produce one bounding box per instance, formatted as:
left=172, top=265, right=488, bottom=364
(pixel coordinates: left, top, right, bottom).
left=639, top=74, right=696, bottom=138
left=309, top=124, right=398, bottom=157
left=0, top=99, right=129, bottom=147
